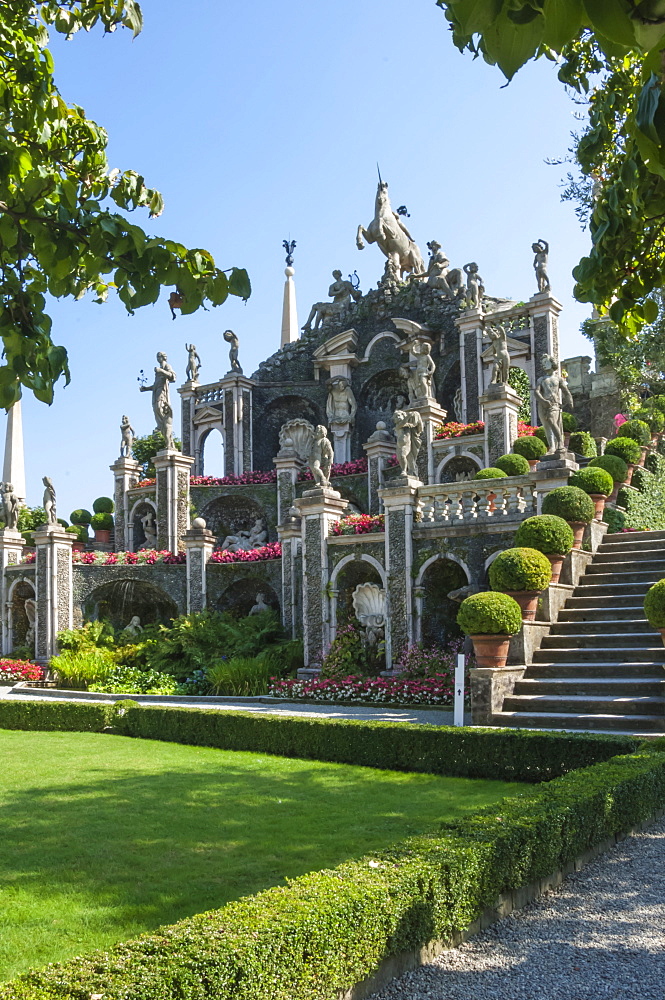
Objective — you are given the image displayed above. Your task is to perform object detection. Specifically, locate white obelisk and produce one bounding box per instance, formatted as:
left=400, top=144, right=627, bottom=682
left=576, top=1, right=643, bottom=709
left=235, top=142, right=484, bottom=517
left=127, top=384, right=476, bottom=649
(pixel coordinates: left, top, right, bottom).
left=281, top=240, right=299, bottom=348
left=3, top=400, right=26, bottom=503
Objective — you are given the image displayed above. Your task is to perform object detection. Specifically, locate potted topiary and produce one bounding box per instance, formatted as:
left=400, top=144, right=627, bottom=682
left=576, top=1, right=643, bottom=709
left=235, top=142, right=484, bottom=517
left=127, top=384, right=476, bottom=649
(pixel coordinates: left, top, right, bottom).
left=90, top=512, right=114, bottom=544
left=514, top=514, right=574, bottom=585
left=488, top=546, right=553, bottom=620
left=512, top=434, right=547, bottom=469
left=644, top=579, right=665, bottom=647
left=562, top=411, right=577, bottom=448
left=568, top=431, right=597, bottom=459
left=70, top=508, right=92, bottom=530
left=604, top=436, right=642, bottom=483
left=635, top=408, right=664, bottom=444
left=66, top=525, right=86, bottom=552
left=588, top=454, right=628, bottom=503
left=618, top=419, right=651, bottom=466
left=494, top=453, right=531, bottom=477
left=473, top=467, right=507, bottom=511
left=568, top=466, right=614, bottom=519
left=541, top=485, right=595, bottom=549
left=457, top=591, right=523, bottom=668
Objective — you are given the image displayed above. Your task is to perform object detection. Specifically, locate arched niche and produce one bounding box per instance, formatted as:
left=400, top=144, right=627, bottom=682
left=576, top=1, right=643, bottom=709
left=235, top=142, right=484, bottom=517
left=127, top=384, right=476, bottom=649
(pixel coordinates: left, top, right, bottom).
left=215, top=579, right=280, bottom=618
left=357, top=367, right=409, bottom=445
left=253, top=394, right=323, bottom=471
left=200, top=494, right=270, bottom=547
left=82, top=578, right=178, bottom=630
left=416, top=556, right=468, bottom=647
left=330, top=554, right=386, bottom=636
left=9, top=579, right=35, bottom=654
left=129, top=499, right=157, bottom=552
left=200, top=427, right=225, bottom=477
left=437, top=453, right=482, bottom=484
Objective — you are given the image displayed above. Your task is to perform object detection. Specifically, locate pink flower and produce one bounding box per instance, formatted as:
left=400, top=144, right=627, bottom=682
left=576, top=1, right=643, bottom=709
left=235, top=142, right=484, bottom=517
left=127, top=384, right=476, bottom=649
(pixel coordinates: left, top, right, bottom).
left=614, top=413, right=628, bottom=430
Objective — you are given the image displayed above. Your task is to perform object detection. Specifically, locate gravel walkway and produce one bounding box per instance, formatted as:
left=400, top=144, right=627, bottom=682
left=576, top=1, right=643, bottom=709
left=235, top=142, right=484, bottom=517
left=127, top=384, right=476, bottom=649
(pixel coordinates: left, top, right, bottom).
left=368, top=816, right=665, bottom=1000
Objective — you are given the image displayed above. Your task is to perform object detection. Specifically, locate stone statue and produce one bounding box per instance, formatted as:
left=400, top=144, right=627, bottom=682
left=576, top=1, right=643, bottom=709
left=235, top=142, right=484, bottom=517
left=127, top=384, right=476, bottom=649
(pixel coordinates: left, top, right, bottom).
left=532, top=239, right=550, bottom=293
left=400, top=342, right=436, bottom=403
left=308, top=424, right=334, bottom=489
left=185, top=343, right=201, bottom=382
left=42, top=477, right=56, bottom=526
left=140, top=352, right=176, bottom=450
left=356, top=179, right=426, bottom=282
left=249, top=593, right=270, bottom=616
left=2, top=483, right=19, bottom=531
left=220, top=518, right=266, bottom=553
left=352, top=582, right=386, bottom=655
left=487, top=324, right=511, bottom=385
left=223, top=329, right=243, bottom=374
left=463, top=262, right=484, bottom=309
left=140, top=509, right=157, bottom=549
left=302, top=271, right=362, bottom=331
left=535, top=354, right=574, bottom=454
left=247, top=518, right=267, bottom=548
left=219, top=531, right=247, bottom=554
left=124, top=616, right=143, bottom=637
left=24, top=598, right=36, bottom=650
left=410, top=241, right=464, bottom=298
left=393, top=409, right=423, bottom=478
left=452, top=386, right=464, bottom=422
left=326, top=376, right=357, bottom=463
left=119, top=415, right=135, bottom=458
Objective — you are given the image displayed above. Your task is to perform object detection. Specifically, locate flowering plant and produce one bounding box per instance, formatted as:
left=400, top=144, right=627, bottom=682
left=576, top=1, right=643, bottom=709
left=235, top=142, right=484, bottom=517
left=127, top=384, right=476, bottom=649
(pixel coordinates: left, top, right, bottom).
left=191, top=470, right=277, bottom=486
left=434, top=421, right=484, bottom=440
left=22, top=551, right=36, bottom=564
left=268, top=673, right=455, bottom=706
left=393, top=639, right=462, bottom=679
left=136, top=478, right=156, bottom=488
left=0, top=658, right=42, bottom=684
left=73, top=549, right=186, bottom=565
left=517, top=421, right=538, bottom=437
left=209, top=541, right=281, bottom=563
left=331, top=513, right=384, bottom=536
left=614, top=413, right=628, bottom=431
left=298, top=457, right=368, bottom=481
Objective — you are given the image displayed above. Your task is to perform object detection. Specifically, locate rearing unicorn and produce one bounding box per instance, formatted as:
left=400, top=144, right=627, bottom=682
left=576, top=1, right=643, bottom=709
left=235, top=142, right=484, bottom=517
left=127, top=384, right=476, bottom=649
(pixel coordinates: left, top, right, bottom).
left=356, top=180, right=426, bottom=281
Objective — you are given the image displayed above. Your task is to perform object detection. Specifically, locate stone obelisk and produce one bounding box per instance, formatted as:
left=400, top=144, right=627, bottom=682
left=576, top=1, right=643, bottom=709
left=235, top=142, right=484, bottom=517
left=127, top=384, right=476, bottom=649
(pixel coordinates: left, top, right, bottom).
left=281, top=239, right=299, bottom=347
left=3, top=400, right=26, bottom=504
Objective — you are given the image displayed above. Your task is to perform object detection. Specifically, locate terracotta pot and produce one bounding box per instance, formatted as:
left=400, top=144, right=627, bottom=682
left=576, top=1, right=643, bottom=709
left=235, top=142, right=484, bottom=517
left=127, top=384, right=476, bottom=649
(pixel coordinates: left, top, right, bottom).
left=72, top=541, right=85, bottom=552
left=547, top=553, right=566, bottom=586
left=528, top=459, right=539, bottom=471
left=568, top=520, right=587, bottom=549
left=588, top=493, right=607, bottom=519
left=638, top=445, right=648, bottom=468
left=487, top=490, right=496, bottom=512
left=94, top=529, right=111, bottom=544
left=504, top=590, right=541, bottom=622
left=623, top=463, right=635, bottom=486
left=470, top=634, right=512, bottom=669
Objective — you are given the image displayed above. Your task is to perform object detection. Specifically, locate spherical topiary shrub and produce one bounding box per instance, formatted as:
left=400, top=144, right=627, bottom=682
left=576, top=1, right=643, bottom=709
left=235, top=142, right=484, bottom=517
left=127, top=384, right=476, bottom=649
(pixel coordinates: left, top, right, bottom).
left=514, top=514, right=574, bottom=555
left=534, top=426, right=547, bottom=443
left=541, top=486, right=595, bottom=524
left=604, top=436, right=642, bottom=465
left=495, top=453, right=530, bottom=477
left=91, top=512, right=114, bottom=531
left=65, top=525, right=79, bottom=535
left=489, top=547, right=552, bottom=593
left=649, top=396, right=665, bottom=415
left=473, top=467, right=508, bottom=480
left=644, top=580, right=665, bottom=629
left=645, top=452, right=660, bottom=475
left=588, top=454, right=628, bottom=483
left=569, top=466, right=614, bottom=497
left=512, top=435, right=547, bottom=461
left=457, top=591, right=523, bottom=635
left=618, top=419, right=650, bottom=446
left=562, top=412, right=578, bottom=432
left=70, top=509, right=92, bottom=526
left=568, top=431, right=598, bottom=458
left=57, top=518, right=69, bottom=529
left=635, top=408, right=664, bottom=434
left=92, top=496, right=115, bottom=514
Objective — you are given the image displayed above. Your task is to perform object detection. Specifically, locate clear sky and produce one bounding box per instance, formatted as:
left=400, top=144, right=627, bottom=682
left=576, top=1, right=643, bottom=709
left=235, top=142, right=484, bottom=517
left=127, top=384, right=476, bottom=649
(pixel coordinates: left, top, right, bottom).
left=14, top=0, right=594, bottom=518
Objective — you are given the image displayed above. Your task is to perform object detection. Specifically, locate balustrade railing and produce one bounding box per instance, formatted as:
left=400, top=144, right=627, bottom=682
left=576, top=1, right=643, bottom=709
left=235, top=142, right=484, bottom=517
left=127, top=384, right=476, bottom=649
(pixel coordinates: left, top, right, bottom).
left=417, top=477, right=535, bottom=527
left=195, top=385, right=224, bottom=404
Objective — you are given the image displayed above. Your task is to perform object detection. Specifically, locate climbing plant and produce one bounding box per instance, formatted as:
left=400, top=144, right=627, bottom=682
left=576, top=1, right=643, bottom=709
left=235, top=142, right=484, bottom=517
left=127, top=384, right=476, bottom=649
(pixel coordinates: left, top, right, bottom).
left=508, top=366, right=532, bottom=423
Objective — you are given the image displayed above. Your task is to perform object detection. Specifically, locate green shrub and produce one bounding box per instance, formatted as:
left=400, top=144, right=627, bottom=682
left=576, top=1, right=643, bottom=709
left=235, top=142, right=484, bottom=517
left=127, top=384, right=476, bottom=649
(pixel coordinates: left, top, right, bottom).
left=495, top=453, right=530, bottom=477
left=618, top=419, right=650, bottom=446
left=69, top=508, right=92, bottom=526
left=206, top=656, right=276, bottom=696
left=489, top=547, right=552, bottom=593
left=588, top=453, right=628, bottom=483
left=512, top=435, right=547, bottom=461
left=533, top=426, right=547, bottom=443
left=635, top=408, right=664, bottom=434
left=541, top=486, right=595, bottom=523
left=92, top=496, right=115, bottom=514
left=90, top=666, right=178, bottom=695
left=0, top=700, right=113, bottom=732
left=630, top=466, right=652, bottom=493
left=605, top=436, right=642, bottom=465
left=568, top=431, right=597, bottom=458
left=473, top=467, right=507, bottom=480
left=647, top=395, right=665, bottom=415
left=562, top=411, right=578, bottom=432
left=514, top=515, right=574, bottom=555
left=616, top=485, right=633, bottom=508
left=20, top=530, right=34, bottom=547
left=644, top=579, right=665, bottom=628
left=568, top=466, right=614, bottom=497
left=90, top=512, right=114, bottom=531
left=65, top=525, right=79, bottom=536
left=57, top=620, right=116, bottom=653
left=603, top=507, right=626, bottom=533
left=457, top=591, right=522, bottom=635
left=50, top=649, right=115, bottom=689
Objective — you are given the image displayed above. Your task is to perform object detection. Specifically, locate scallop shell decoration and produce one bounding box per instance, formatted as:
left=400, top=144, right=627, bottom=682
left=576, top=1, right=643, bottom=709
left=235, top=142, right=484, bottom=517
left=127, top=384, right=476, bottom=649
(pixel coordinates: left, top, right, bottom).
left=278, top=418, right=315, bottom=463
left=352, top=583, right=386, bottom=626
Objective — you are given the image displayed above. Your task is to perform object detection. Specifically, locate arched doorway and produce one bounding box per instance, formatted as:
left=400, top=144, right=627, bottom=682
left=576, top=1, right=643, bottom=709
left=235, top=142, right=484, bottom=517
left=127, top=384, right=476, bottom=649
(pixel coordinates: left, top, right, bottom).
left=419, top=558, right=468, bottom=647
left=200, top=494, right=270, bottom=548
left=10, top=580, right=35, bottom=655
left=200, top=427, right=225, bottom=477
left=357, top=368, right=410, bottom=445
left=437, top=454, right=482, bottom=483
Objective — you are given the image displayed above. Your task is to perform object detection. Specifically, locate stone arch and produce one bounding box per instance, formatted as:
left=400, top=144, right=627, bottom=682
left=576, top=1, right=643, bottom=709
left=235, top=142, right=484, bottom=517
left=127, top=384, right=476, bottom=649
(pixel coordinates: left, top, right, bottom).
left=199, top=426, right=225, bottom=478
left=330, top=553, right=386, bottom=638
left=357, top=367, right=410, bottom=445
left=215, top=578, right=280, bottom=618
left=361, top=331, right=401, bottom=360
left=416, top=555, right=468, bottom=647
left=436, top=451, right=483, bottom=484
left=200, top=494, right=270, bottom=547
left=82, top=578, right=178, bottom=629
left=129, top=498, right=157, bottom=552
left=8, top=578, right=35, bottom=654
left=254, top=394, right=323, bottom=471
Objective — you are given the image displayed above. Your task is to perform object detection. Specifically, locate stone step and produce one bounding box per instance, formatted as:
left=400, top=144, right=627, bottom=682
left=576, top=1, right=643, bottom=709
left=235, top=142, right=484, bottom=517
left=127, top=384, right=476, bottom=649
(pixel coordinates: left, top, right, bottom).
left=492, top=710, right=665, bottom=733
left=582, top=570, right=665, bottom=586
left=533, top=646, right=664, bottom=663
left=586, top=560, right=665, bottom=576
left=558, top=608, right=646, bottom=622
left=565, top=594, right=649, bottom=609
left=527, top=661, right=664, bottom=678
left=513, top=677, right=665, bottom=696
left=550, top=620, right=654, bottom=634
left=574, top=581, right=657, bottom=597
left=603, top=529, right=665, bottom=543
left=594, top=547, right=665, bottom=562
left=541, top=632, right=659, bottom=649
left=502, top=693, right=665, bottom=716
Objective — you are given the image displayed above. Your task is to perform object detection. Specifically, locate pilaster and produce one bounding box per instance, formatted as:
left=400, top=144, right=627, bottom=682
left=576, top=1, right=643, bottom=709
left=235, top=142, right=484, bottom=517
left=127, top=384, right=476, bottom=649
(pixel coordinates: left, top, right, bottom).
left=0, top=529, right=25, bottom=655
left=456, top=308, right=484, bottom=423
left=406, top=399, right=447, bottom=484
left=110, top=456, right=141, bottom=552
left=183, top=519, right=215, bottom=613
left=153, top=449, right=194, bottom=553
left=217, top=373, right=254, bottom=475
left=277, top=513, right=302, bottom=639
left=479, top=383, right=521, bottom=465
left=363, top=422, right=396, bottom=514
left=177, top=380, right=198, bottom=460
left=273, top=446, right=304, bottom=526
left=379, top=477, right=421, bottom=668
left=33, top=525, right=73, bottom=664
left=529, top=292, right=563, bottom=382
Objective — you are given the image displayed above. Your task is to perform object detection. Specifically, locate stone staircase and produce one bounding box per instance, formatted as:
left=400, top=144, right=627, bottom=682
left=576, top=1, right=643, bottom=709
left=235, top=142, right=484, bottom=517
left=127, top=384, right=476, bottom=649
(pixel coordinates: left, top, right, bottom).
left=494, top=529, right=665, bottom=734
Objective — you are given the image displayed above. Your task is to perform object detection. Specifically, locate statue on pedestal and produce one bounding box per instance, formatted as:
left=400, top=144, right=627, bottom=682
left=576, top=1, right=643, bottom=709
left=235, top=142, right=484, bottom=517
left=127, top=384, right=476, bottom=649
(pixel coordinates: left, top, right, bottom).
left=400, top=342, right=436, bottom=403
left=223, top=330, right=243, bottom=374
left=463, top=262, right=484, bottom=310
left=185, top=343, right=201, bottom=382
left=309, top=425, right=334, bottom=489
left=356, top=178, right=425, bottom=282
left=140, top=509, right=157, bottom=549
left=410, top=241, right=464, bottom=298
left=487, top=324, right=511, bottom=385
left=42, top=477, right=56, bottom=525
left=24, top=598, right=36, bottom=651
left=302, top=271, right=361, bottom=332
left=535, top=354, right=574, bottom=454
left=532, top=239, right=550, bottom=293
left=2, top=483, right=19, bottom=530
left=140, top=352, right=176, bottom=451
left=326, top=376, right=357, bottom=462
left=119, top=415, right=135, bottom=458
left=393, top=409, right=423, bottom=478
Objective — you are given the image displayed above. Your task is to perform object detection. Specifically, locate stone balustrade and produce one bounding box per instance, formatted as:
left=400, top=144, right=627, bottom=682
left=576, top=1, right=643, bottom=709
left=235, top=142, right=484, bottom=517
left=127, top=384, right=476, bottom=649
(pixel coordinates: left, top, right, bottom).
left=417, top=476, right=536, bottom=526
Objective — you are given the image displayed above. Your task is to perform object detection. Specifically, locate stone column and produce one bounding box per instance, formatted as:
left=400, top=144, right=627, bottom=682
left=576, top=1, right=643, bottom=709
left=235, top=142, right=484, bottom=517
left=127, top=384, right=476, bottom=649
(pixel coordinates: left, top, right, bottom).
left=479, top=383, right=521, bottom=465
left=363, top=422, right=396, bottom=514
left=295, top=486, right=348, bottom=668
left=33, top=525, right=73, bottom=664
left=218, top=373, right=254, bottom=475
left=273, top=444, right=303, bottom=526
left=277, top=513, right=302, bottom=639
left=379, top=477, right=421, bottom=669
left=407, top=399, right=447, bottom=484
left=183, top=518, right=215, bottom=613
left=177, top=380, right=198, bottom=463
left=110, top=456, right=141, bottom=552
left=153, top=449, right=195, bottom=553
left=533, top=453, right=579, bottom=513
left=456, top=308, right=484, bottom=423
left=0, top=530, right=25, bottom=654
left=530, top=292, right=563, bottom=385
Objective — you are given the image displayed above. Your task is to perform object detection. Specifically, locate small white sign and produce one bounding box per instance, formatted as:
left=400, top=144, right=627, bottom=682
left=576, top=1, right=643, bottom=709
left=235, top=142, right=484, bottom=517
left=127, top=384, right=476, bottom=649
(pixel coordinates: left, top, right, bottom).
left=454, top=653, right=465, bottom=727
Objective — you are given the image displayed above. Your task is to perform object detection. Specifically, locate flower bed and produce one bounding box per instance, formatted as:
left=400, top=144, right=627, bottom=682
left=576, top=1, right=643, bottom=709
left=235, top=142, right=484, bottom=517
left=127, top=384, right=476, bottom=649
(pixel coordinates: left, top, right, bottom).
left=517, top=421, right=538, bottom=436
left=22, top=551, right=36, bottom=564
left=191, top=471, right=277, bottom=486
left=210, top=541, right=281, bottom=563
left=269, top=673, right=454, bottom=705
left=0, top=659, right=42, bottom=685
left=331, top=513, right=384, bottom=536
left=135, top=478, right=156, bottom=488
left=73, top=549, right=186, bottom=565
left=434, top=420, right=484, bottom=440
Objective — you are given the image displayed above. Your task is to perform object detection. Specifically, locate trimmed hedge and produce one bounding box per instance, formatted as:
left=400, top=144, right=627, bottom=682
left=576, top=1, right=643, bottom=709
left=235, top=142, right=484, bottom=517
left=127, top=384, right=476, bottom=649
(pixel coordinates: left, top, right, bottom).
left=92, top=496, right=115, bottom=514
left=568, top=431, right=597, bottom=458
left=69, top=508, right=92, bottom=526
left=473, top=467, right=507, bottom=480
left=569, top=466, right=614, bottom=497
left=457, top=591, right=522, bottom=636
left=0, top=700, right=113, bottom=731
left=605, top=436, right=642, bottom=465
left=488, top=547, right=552, bottom=593
left=514, top=514, right=574, bottom=555
left=534, top=426, right=547, bottom=443
left=635, top=408, right=664, bottom=435
left=541, top=485, right=595, bottom=523
left=495, top=453, right=530, bottom=477
left=90, top=512, right=113, bottom=531
left=644, top=579, right=665, bottom=629
left=2, top=748, right=663, bottom=1000
left=512, top=435, right=547, bottom=461
left=562, top=411, right=578, bottom=432
left=588, top=453, right=628, bottom=483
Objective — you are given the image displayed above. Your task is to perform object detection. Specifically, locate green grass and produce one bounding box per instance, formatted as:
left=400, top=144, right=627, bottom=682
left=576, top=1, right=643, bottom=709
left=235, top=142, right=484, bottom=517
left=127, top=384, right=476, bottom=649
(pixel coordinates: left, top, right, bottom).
left=0, top=730, right=522, bottom=980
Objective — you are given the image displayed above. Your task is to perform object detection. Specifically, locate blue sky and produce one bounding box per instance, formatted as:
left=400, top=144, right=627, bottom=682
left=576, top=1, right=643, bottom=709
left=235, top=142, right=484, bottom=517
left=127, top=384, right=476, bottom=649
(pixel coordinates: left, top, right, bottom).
left=15, top=0, right=593, bottom=518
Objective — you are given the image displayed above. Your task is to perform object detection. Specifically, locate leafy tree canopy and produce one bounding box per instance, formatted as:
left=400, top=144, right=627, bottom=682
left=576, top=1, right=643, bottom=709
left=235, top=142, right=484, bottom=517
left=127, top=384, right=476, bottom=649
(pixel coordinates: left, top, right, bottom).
left=583, top=292, right=665, bottom=403
left=437, top=1, right=665, bottom=334
left=132, top=429, right=181, bottom=478
left=0, top=1, right=250, bottom=408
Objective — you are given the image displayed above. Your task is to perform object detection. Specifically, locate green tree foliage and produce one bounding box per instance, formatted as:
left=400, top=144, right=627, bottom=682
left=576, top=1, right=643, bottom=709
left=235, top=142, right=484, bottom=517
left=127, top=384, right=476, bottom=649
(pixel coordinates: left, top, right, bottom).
left=0, top=1, right=250, bottom=408
left=583, top=302, right=665, bottom=399
left=508, top=366, right=532, bottom=422
left=132, top=429, right=181, bottom=478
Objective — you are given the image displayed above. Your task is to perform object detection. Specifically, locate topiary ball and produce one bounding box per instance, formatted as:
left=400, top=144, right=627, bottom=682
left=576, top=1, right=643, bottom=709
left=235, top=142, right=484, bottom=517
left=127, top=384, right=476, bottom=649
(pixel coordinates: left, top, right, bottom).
left=568, top=431, right=598, bottom=458
left=457, top=591, right=523, bottom=636
left=92, top=496, right=115, bottom=514
left=512, top=435, right=547, bottom=461
left=495, top=453, right=530, bottom=477
left=634, top=409, right=664, bottom=435
left=489, top=547, right=553, bottom=593
left=588, top=454, right=628, bottom=483
left=644, top=579, right=665, bottom=628
left=562, top=412, right=578, bottom=432
left=534, top=426, right=547, bottom=443
left=648, top=396, right=665, bottom=415
left=514, top=514, right=574, bottom=555
left=618, top=419, right=650, bottom=446
left=616, top=485, right=632, bottom=508
left=569, top=466, right=614, bottom=497
left=604, top=436, right=642, bottom=465
left=91, top=512, right=114, bottom=531
left=541, top=486, right=596, bottom=524
left=473, top=467, right=507, bottom=480
left=57, top=518, right=69, bottom=529
left=65, top=525, right=79, bottom=534
left=70, top=509, right=92, bottom=526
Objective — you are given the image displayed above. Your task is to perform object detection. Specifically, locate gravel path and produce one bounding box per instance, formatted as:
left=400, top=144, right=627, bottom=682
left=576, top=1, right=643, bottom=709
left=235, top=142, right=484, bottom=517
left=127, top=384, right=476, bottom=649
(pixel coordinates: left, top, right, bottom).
left=368, top=815, right=665, bottom=1000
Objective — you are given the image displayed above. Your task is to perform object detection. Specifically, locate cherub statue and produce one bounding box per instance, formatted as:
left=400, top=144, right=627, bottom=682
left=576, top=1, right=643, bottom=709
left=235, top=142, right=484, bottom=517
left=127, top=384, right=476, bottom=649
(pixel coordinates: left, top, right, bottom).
left=42, top=477, right=56, bottom=525
left=223, top=330, right=243, bottom=374
left=412, top=342, right=436, bottom=400
left=185, top=343, right=201, bottom=382
left=2, top=482, right=19, bottom=531
left=120, top=415, right=135, bottom=458
left=308, top=425, right=334, bottom=488
left=487, top=324, right=511, bottom=385
left=463, top=262, right=484, bottom=310
left=532, top=239, right=550, bottom=293
left=535, top=354, right=574, bottom=454
left=393, top=409, right=423, bottom=478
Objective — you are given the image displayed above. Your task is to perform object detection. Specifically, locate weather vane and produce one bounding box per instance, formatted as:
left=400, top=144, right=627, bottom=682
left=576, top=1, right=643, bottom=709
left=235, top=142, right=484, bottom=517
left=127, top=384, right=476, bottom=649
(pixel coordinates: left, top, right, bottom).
left=137, top=369, right=148, bottom=388
left=396, top=205, right=410, bottom=218
left=283, top=239, right=296, bottom=267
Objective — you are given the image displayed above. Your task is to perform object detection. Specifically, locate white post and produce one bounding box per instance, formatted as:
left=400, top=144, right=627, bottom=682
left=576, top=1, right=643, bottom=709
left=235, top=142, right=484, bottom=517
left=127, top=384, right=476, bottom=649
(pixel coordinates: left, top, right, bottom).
left=454, top=653, right=465, bottom=727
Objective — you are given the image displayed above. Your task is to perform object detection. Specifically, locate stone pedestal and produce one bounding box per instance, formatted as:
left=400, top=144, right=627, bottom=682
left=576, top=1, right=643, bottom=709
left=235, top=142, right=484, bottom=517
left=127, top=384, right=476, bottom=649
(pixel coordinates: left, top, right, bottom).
left=479, top=383, right=521, bottom=466
left=329, top=419, right=353, bottom=464
left=183, top=521, right=215, bottom=613
left=273, top=448, right=303, bottom=526
left=33, top=526, right=74, bottom=663
left=470, top=666, right=525, bottom=725
left=363, top=423, right=396, bottom=515
left=456, top=308, right=485, bottom=423
left=407, top=398, right=447, bottom=484
left=277, top=514, right=302, bottom=639
left=294, top=487, right=348, bottom=666
left=0, top=529, right=25, bottom=655
left=110, top=456, right=141, bottom=552
left=530, top=292, right=563, bottom=386
left=153, top=449, right=194, bottom=553
left=379, top=477, right=421, bottom=668
left=177, top=380, right=198, bottom=464
left=533, top=453, right=578, bottom=513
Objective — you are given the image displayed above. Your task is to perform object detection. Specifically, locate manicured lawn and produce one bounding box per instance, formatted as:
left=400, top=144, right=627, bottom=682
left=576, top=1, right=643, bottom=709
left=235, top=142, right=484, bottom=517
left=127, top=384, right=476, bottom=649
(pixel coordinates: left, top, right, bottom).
left=0, top=730, right=523, bottom=980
